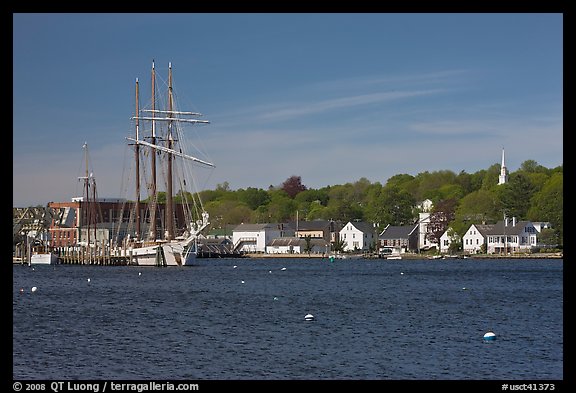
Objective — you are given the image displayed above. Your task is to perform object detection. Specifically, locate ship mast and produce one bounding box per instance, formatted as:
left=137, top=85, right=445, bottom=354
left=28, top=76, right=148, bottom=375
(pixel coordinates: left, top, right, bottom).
left=166, top=62, right=175, bottom=241
left=149, top=60, right=157, bottom=241
left=127, top=60, right=215, bottom=246
left=84, top=142, right=90, bottom=248
left=134, top=77, right=141, bottom=240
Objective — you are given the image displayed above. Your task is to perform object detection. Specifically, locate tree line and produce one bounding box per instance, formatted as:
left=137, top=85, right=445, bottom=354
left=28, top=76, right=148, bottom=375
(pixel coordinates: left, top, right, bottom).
left=199, top=160, right=563, bottom=246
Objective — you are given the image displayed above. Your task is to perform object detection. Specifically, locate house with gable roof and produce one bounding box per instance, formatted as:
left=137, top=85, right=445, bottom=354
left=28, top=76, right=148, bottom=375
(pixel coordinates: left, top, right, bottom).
left=266, top=237, right=330, bottom=255
left=294, top=219, right=334, bottom=243
left=462, top=223, right=494, bottom=254
left=339, top=221, right=377, bottom=252
left=439, top=227, right=461, bottom=253
left=485, top=217, right=537, bottom=254
left=378, top=224, right=419, bottom=255
left=232, top=223, right=294, bottom=253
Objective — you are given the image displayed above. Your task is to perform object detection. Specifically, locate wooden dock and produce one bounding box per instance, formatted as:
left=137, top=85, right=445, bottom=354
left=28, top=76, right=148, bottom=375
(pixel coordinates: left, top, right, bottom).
left=13, top=244, right=133, bottom=266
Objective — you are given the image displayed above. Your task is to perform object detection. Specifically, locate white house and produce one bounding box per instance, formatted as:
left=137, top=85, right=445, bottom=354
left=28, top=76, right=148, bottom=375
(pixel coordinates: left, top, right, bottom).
left=417, top=212, right=439, bottom=251
left=439, top=227, right=461, bottom=254
left=485, top=217, right=537, bottom=254
left=339, top=221, right=376, bottom=252
left=266, top=237, right=330, bottom=255
left=462, top=224, right=494, bottom=254
left=266, top=237, right=303, bottom=254
left=232, top=223, right=293, bottom=253
left=416, top=198, right=433, bottom=213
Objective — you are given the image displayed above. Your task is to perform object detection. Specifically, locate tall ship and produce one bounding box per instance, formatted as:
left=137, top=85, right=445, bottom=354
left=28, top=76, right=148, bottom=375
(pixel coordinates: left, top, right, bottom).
left=117, top=60, right=215, bottom=266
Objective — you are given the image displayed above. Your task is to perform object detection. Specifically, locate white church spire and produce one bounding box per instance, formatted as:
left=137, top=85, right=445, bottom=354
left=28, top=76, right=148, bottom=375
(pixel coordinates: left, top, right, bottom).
left=498, top=147, right=508, bottom=185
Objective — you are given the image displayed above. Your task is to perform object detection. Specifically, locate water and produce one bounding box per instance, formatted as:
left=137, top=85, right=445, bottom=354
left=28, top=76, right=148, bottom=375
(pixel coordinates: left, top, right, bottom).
left=13, top=258, right=563, bottom=380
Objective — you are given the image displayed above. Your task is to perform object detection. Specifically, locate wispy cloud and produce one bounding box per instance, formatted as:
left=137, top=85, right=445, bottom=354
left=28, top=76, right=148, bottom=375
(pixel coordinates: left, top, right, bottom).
left=306, top=69, right=473, bottom=92
left=254, top=89, right=446, bottom=122
left=212, top=69, right=470, bottom=128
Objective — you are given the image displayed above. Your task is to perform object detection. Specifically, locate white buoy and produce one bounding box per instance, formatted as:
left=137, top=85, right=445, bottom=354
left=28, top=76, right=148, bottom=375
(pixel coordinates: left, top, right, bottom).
left=269, top=270, right=272, bottom=274
left=241, top=280, right=245, bottom=284
left=483, top=330, right=497, bottom=341
left=87, top=278, right=91, bottom=283
left=138, top=272, right=142, bottom=276
left=233, top=265, right=237, bottom=269
left=304, top=313, right=315, bottom=321
left=400, top=272, right=404, bottom=275
left=281, top=267, right=287, bottom=271
left=31, top=286, right=37, bottom=293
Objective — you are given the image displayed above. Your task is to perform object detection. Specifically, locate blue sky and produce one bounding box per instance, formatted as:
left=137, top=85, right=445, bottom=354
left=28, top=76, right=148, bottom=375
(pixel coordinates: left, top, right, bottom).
left=13, top=13, right=563, bottom=207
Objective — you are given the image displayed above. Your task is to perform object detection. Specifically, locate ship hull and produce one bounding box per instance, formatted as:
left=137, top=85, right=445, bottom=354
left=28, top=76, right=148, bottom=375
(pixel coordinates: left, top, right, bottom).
left=127, top=242, right=196, bottom=266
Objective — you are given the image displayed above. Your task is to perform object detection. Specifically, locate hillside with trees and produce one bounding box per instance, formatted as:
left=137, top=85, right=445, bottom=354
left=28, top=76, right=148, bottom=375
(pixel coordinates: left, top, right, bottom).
left=199, top=162, right=563, bottom=246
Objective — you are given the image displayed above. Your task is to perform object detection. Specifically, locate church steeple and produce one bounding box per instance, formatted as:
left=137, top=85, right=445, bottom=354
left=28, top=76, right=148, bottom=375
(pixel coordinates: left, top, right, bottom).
left=498, top=147, right=508, bottom=185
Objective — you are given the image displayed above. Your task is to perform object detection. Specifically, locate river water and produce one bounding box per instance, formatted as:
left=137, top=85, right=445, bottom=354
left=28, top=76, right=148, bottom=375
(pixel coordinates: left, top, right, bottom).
left=12, top=258, right=563, bottom=381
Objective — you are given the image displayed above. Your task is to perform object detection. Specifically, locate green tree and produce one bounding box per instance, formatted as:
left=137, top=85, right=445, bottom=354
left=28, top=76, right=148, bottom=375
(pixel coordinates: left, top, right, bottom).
left=263, top=189, right=297, bottom=222
left=499, top=172, right=536, bottom=219
left=455, top=189, right=500, bottom=225
left=481, top=164, right=501, bottom=190
left=537, top=228, right=559, bottom=248
left=324, top=184, right=363, bottom=222
left=365, top=185, right=415, bottom=230
left=527, top=172, right=563, bottom=245
left=204, top=200, right=253, bottom=226
left=237, top=187, right=270, bottom=210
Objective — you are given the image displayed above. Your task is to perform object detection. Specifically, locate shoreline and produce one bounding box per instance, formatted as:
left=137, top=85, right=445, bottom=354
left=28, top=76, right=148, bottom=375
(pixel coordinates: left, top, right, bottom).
left=241, top=252, right=563, bottom=260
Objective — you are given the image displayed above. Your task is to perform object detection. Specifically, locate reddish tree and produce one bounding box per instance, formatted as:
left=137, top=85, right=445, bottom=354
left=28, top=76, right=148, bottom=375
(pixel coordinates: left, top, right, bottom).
left=281, top=175, right=307, bottom=198
left=425, top=198, right=457, bottom=246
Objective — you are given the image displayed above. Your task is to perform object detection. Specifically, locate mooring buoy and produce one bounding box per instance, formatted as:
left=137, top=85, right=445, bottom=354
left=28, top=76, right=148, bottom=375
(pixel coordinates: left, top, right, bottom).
left=483, top=330, right=497, bottom=341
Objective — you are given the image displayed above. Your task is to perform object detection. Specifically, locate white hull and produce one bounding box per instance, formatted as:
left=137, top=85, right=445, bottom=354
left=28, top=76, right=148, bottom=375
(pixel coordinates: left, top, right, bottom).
left=30, top=253, right=59, bottom=265
left=126, top=242, right=196, bottom=266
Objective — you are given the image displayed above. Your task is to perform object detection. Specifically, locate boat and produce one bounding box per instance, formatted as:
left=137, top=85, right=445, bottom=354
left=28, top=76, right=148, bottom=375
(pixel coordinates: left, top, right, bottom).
left=30, top=245, right=59, bottom=265
left=30, top=252, right=59, bottom=265
left=117, top=61, right=215, bottom=266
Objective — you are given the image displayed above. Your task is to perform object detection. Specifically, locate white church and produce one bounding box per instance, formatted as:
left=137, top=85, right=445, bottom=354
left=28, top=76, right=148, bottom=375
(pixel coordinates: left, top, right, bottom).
left=498, top=147, right=508, bottom=185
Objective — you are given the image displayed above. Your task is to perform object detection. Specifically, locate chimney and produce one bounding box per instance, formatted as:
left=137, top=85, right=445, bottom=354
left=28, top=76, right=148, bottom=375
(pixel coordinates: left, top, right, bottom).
left=504, top=217, right=508, bottom=227
left=512, top=217, right=516, bottom=226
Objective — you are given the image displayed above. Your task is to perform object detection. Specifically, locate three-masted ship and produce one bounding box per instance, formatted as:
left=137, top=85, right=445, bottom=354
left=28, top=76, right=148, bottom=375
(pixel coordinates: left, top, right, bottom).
left=119, top=61, right=215, bottom=266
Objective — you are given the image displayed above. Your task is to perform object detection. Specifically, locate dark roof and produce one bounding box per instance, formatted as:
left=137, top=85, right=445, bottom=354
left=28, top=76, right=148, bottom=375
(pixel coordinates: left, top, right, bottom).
left=233, top=223, right=292, bottom=231
left=379, top=224, right=418, bottom=240
left=201, top=238, right=232, bottom=245
left=486, top=220, right=534, bottom=236
left=295, top=220, right=331, bottom=231
left=345, top=221, right=377, bottom=234
left=269, top=237, right=304, bottom=247
left=468, top=224, right=495, bottom=236
left=269, top=237, right=330, bottom=247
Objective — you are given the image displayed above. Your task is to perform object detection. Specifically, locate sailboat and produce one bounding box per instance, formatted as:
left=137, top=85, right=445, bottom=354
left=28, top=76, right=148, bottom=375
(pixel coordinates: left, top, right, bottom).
left=120, top=60, right=215, bottom=266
